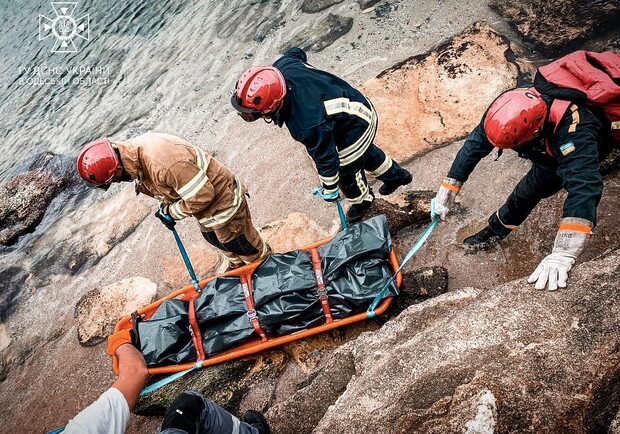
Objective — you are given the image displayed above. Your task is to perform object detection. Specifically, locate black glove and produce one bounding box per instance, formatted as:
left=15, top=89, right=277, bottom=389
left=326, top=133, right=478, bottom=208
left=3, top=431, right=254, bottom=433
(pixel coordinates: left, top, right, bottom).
left=155, top=205, right=176, bottom=230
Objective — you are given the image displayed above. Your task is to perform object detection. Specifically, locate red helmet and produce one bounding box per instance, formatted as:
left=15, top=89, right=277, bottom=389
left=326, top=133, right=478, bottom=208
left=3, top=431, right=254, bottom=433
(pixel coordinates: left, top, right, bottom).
left=230, top=66, right=287, bottom=122
left=76, top=138, right=122, bottom=189
left=483, top=88, right=547, bottom=149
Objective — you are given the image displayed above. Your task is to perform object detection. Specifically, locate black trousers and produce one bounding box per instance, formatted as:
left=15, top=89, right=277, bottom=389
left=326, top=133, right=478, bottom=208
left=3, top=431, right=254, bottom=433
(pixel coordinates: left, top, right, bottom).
left=488, top=163, right=563, bottom=236
left=339, top=143, right=408, bottom=205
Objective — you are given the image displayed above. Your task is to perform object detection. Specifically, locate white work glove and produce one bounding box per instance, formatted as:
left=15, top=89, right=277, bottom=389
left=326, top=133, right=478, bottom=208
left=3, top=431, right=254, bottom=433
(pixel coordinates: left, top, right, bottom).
left=433, top=177, right=462, bottom=220
left=527, top=217, right=592, bottom=291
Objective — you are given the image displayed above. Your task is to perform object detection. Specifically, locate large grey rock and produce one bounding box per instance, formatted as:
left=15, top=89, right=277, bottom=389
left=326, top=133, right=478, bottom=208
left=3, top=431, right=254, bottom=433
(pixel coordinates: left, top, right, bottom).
left=302, top=0, right=344, bottom=14
left=269, top=248, right=620, bottom=433
left=281, top=13, right=353, bottom=53
left=0, top=267, right=27, bottom=322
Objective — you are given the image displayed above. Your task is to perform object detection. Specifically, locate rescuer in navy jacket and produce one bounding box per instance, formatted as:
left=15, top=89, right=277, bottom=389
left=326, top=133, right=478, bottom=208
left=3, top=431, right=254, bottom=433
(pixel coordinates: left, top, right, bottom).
left=231, top=47, right=412, bottom=224
left=433, top=86, right=610, bottom=291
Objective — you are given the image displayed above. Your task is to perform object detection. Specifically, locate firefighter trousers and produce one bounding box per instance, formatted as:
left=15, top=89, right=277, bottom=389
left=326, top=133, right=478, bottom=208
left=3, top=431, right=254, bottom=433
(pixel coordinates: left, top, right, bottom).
left=339, top=143, right=409, bottom=205
left=200, top=196, right=270, bottom=268
left=488, top=163, right=563, bottom=236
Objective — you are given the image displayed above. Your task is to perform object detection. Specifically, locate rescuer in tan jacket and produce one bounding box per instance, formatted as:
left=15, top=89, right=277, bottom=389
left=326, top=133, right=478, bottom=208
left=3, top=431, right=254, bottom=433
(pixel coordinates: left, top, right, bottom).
left=77, top=132, right=270, bottom=269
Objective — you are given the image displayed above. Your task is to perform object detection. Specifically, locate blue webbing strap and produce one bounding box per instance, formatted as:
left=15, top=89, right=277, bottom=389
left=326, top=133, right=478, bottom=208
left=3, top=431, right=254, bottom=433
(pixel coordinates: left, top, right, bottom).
left=367, top=199, right=439, bottom=318
left=335, top=201, right=348, bottom=230
left=46, top=427, right=65, bottom=434
left=170, top=227, right=201, bottom=292
left=312, top=187, right=348, bottom=229
left=139, top=360, right=203, bottom=397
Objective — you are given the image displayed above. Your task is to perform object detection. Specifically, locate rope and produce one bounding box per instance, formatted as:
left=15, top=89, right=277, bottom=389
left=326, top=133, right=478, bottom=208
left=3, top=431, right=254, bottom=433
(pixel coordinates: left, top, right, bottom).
left=367, top=199, right=439, bottom=317
left=170, top=226, right=201, bottom=293
left=139, top=360, right=203, bottom=397
left=312, top=187, right=348, bottom=229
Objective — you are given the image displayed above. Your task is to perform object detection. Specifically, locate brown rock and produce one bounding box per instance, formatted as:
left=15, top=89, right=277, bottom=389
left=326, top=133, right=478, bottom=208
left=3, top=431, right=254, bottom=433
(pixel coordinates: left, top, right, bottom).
left=75, top=277, right=158, bottom=346
left=489, top=0, right=620, bottom=56
left=0, top=153, right=70, bottom=246
left=161, top=246, right=222, bottom=289
left=260, top=212, right=329, bottom=253
left=361, top=22, right=535, bottom=163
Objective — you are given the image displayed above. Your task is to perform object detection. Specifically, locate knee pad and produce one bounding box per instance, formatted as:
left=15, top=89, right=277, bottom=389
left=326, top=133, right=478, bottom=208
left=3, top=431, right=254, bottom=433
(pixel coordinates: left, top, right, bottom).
left=161, top=391, right=205, bottom=431
left=202, top=231, right=224, bottom=250
left=221, top=234, right=259, bottom=256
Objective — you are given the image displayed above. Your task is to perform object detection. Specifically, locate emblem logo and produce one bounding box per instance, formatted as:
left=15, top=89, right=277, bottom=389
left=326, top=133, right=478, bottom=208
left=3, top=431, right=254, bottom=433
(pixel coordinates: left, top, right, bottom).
left=39, top=2, right=90, bottom=53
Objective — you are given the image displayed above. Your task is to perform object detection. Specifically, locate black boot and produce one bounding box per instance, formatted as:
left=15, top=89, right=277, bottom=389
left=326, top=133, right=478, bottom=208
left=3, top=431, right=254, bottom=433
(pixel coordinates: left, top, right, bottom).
left=378, top=169, right=412, bottom=195
left=243, top=410, right=270, bottom=434
left=463, top=225, right=508, bottom=251
left=346, top=200, right=373, bottom=224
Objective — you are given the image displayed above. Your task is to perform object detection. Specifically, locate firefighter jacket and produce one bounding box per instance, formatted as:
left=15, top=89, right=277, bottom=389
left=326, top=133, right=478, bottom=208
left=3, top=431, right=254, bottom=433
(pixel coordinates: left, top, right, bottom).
left=272, top=47, right=378, bottom=191
left=114, top=132, right=245, bottom=230
left=447, top=92, right=605, bottom=224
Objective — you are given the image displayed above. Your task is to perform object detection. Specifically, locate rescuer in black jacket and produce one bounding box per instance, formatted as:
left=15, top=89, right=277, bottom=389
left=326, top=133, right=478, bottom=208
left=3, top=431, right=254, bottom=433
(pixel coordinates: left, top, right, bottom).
left=433, top=86, right=609, bottom=291
left=231, top=47, right=412, bottom=224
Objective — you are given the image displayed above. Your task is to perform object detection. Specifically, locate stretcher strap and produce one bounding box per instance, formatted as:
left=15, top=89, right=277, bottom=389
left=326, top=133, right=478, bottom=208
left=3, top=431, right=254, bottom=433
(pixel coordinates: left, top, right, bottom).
left=240, top=275, right=268, bottom=342
left=139, top=360, right=203, bottom=397
left=188, top=298, right=205, bottom=361
left=310, top=248, right=333, bottom=324
left=367, top=199, right=440, bottom=318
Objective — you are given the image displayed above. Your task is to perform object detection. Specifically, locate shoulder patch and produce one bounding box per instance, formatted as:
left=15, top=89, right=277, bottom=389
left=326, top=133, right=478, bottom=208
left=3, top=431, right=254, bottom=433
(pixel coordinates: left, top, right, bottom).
left=560, top=141, right=576, bottom=155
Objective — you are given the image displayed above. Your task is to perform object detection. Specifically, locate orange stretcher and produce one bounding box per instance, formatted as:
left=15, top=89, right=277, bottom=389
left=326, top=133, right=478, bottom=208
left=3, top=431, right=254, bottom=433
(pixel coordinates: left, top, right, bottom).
left=112, top=237, right=402, bottom=375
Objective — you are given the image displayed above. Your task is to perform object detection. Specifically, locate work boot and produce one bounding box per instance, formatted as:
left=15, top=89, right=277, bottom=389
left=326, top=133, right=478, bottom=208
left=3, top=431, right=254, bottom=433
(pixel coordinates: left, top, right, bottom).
left=243, top=410, right=270, bottom=434
left=225, top=258, right=244, bottom=272
left=378, top=169, right=413, bottom=195
left=463, top=225, right=507, bottom=251
left=346, top=200, right=373, bottom=224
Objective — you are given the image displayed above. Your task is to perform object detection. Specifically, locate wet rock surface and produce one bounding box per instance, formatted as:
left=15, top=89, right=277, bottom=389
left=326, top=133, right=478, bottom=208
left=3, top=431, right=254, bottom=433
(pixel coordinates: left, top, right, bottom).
left=365, top=191, right=434, bottom=235
left=28, top=185, right=152, bottom=285
left=489, top=0, right=620, bottom=56
left=260, top=212, right=330, bottom=253
left=302, top=0, right=344, bottom=14
left=0, top=152, right=73, bottom=246
left=362, top=22, right=535, bottom=163
left=281, top=13, right=353, bottom=53
left=0, top=266, right=28, bottom=322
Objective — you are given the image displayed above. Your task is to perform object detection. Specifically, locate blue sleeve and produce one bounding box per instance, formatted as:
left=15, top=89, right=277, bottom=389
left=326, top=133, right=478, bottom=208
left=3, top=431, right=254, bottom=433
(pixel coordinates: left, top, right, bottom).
left=553, top=105, right=603, bottom=224
left=447, top=121, right=494, bottom=183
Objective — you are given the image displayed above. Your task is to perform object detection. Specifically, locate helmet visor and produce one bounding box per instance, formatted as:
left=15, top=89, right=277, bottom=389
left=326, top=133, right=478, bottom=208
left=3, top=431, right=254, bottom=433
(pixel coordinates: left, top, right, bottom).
left=82, top=175, right=114, bottom=190
left=230, top=94, right=263, bottom=122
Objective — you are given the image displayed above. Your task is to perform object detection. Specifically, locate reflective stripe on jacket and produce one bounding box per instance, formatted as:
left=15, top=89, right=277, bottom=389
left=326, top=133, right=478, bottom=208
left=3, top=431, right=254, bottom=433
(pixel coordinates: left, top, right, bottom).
left=273, top=47, right=378, bottom=190
left=114, top=132, right=245, bottom=229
